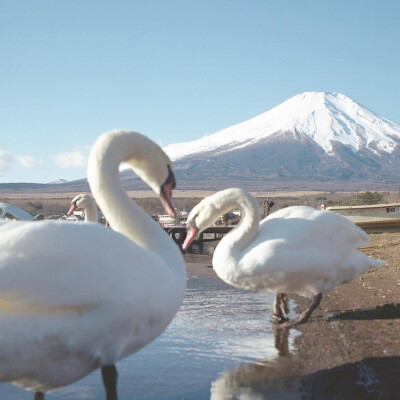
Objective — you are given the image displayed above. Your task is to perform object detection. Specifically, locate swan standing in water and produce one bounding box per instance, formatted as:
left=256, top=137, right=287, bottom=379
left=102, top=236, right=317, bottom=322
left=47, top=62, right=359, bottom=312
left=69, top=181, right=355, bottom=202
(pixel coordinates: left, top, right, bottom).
left=182, top=188, right=382, bottom=327
left=0, top=130, right=186, bottom=399
left=67, top=193, right=98, bottom=222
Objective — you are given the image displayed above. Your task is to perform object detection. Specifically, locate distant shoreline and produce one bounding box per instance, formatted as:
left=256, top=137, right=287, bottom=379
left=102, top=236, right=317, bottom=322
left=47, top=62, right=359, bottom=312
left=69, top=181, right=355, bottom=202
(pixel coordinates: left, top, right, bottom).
left=0, top=189, right=366, bottom=200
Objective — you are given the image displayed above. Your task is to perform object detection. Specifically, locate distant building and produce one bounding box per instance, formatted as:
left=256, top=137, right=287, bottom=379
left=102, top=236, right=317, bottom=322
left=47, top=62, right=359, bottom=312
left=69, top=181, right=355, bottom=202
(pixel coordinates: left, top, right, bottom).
left=177, top=207, right=192, bottom=225
left=63, top=213, right=84, bottom=222
left=61, top=210, right=102, bottom=223
left=157, top=214, right=176, bottom=227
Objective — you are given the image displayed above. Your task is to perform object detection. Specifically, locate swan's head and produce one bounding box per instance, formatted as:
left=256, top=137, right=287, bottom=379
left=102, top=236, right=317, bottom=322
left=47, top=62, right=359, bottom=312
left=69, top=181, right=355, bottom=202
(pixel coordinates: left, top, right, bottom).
left=67, top=194, right=94, bottom=216
left=125, top=145, right=176, bottom=218
left=182, top=188, right=255, bottom=250
left=88, top=130, right=177, bottom=217
left=182, top=196, right=219, bottom=250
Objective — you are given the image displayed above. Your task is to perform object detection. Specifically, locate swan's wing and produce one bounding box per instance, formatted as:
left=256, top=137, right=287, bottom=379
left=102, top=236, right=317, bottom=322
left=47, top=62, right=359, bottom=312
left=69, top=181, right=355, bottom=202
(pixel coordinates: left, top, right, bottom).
left=0, top=220, right=163, bottom=310
left=0, top=220, right=183, bottom=390
left=259, top=206, right=370, bottom=249
left=238, top=207, right=381, bottom=294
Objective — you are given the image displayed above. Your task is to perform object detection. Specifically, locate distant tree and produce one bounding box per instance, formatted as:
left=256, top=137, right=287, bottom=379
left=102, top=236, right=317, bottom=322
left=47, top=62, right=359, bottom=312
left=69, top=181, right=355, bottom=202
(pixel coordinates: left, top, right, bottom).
left=28, top=201, right=43, bottom=212
left=350, top=191, right=383, bottom=205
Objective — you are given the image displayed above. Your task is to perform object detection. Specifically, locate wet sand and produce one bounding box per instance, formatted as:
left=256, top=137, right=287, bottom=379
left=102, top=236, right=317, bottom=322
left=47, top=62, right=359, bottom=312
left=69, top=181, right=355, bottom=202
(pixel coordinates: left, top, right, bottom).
left=184, top=232, right=400, bottom=399
left=292, top=232, right=400, bottom=399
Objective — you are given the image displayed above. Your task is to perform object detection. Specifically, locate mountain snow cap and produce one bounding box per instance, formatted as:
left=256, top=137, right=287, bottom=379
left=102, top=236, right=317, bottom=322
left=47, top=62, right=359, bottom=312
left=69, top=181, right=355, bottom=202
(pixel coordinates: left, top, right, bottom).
left=164, top=92, right=400, bottom=161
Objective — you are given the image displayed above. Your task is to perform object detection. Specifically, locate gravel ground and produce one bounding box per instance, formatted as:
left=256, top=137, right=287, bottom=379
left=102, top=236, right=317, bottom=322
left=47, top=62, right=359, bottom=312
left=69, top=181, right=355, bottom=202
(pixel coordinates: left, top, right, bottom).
left=292, top=232, right=400, bottom=400
left=184, top=231, right=400, bottom=399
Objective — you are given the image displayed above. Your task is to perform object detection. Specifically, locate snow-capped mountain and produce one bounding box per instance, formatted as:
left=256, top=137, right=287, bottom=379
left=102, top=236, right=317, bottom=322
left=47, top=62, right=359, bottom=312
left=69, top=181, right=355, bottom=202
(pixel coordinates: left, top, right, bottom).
left=3, top=92, right=399, bottom=193
left=47, top=178, right=68, bottom=185
left=161, top=92, right=400, bottom=190
left=164, top=92, right=400, bottom=161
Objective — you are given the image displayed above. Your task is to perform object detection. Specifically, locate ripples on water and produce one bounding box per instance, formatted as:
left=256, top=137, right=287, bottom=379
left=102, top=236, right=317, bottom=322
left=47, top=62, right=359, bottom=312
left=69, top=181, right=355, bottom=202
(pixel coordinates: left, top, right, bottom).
left=0, top=276, right=299, bottom=400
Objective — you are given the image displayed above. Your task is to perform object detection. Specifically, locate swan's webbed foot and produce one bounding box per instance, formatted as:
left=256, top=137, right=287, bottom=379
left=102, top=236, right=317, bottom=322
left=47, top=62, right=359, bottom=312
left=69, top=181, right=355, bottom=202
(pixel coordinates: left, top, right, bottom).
left=102, top=364, right=119, bottom=400
left=272, top=314, right=289, bottom=323
left=277, top=293, right=323, bottom=329
left=272, top=293, right=290, bottom=323
left=34, top=393, right=45, bottom=400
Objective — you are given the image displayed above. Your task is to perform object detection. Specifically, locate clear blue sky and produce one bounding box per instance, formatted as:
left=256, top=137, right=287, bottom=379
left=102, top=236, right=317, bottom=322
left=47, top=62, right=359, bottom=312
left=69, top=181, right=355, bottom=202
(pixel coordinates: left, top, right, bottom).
left=1, top=0, right=400, bottom=183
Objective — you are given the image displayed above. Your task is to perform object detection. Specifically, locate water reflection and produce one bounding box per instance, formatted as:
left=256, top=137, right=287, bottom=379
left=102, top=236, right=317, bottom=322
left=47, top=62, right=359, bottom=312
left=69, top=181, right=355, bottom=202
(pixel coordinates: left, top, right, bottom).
left=0, top=276, right=299, bottom=400
left=210, top=357, right=300, bottom=400
left=187, top=242, right=217, bottom=255
left=210, top=327, right=300, bottom=400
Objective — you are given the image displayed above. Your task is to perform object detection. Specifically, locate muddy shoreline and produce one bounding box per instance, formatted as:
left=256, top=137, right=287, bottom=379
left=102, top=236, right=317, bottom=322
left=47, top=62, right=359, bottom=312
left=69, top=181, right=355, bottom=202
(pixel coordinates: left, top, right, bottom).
left=184, top=232, right=400, bottom=399
left=291, top=232, right=400, bottom=399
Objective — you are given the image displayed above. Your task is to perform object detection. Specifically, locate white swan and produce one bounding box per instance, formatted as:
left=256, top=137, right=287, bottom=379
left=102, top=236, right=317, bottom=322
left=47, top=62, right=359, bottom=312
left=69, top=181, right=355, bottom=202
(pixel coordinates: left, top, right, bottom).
left=67, top=193, right=98, bottom=222
left=182, top=188, right=383, bottom=327
left=0, top=130, right=186, bottom=399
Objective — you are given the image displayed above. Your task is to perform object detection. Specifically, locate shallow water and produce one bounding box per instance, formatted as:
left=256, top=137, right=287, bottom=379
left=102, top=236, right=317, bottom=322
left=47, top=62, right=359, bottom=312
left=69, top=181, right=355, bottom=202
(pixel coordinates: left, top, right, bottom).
left=188, top=240, right=217, bottom=255
left=0, top=275, right=299, bottom=400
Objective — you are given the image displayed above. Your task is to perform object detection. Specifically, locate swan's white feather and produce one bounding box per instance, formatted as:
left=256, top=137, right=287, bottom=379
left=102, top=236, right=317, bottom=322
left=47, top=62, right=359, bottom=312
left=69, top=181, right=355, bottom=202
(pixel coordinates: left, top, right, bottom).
left=212, top=204, right=382, bottom=297
left=0, top=130, right=186, bottom=394
left=0, top=220, right=182, bottom=391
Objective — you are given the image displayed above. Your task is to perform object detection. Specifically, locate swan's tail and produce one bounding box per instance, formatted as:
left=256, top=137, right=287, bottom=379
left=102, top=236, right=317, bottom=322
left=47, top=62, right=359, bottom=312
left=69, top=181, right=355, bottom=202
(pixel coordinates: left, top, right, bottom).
left=344, top=251, right=384, bottom=283
left=367, top=256, right=385, bottom=269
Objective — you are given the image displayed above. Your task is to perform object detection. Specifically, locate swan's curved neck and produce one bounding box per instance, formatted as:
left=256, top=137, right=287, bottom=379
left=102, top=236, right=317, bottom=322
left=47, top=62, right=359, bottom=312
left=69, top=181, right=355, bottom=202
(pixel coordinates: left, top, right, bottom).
left=87, top=131, right=182, bottom=267
left=84, top=203, right=98, bottom=223
left=216, top=189, right=260, bottom=252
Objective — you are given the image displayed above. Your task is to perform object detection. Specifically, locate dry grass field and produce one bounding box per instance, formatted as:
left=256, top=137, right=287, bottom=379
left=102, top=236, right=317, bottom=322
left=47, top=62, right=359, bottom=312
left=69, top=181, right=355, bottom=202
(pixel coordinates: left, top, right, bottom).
left=1, top=189, right=399, bottom=218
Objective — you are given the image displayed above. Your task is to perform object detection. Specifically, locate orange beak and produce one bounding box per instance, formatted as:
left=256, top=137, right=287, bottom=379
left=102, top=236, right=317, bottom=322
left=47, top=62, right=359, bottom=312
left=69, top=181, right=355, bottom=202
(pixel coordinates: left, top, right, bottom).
left=66, top=202, right=77, bottom=216
left=160, top=166, right=176, bottom=217
left=160, top=180, right=176, bottom=217
left=182, top=225, right=199, bottom=250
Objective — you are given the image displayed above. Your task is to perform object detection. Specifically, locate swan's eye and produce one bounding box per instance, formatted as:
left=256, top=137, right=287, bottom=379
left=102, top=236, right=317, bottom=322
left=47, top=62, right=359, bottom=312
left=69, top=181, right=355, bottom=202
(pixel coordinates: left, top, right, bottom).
left=164, top=165, right=176, bottom=189
left=187, top=215, right=198, bottom=230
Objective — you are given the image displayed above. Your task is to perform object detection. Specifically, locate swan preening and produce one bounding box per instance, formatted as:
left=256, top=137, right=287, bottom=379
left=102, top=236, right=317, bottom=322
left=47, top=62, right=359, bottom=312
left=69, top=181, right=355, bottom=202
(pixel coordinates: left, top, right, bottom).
left=67, top=193, right=98, bottom=222
left=0, top=130, right=186, bottom=399
left=182, top=188, right=383, bottom=327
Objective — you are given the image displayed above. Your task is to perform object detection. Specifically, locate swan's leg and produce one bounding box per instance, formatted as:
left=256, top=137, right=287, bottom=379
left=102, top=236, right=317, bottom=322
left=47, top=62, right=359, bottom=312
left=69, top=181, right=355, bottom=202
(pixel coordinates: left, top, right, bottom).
left=272, top=293, right=289, bottom=323
left=273, top=324, right=290, bottom=356
left=34, top=393, right=44, bottom=400
left=278, top=293, right=323, bottom=328
left=102, top=364, right=118, bottom=400
left=282, top=293, right=289, bottom=314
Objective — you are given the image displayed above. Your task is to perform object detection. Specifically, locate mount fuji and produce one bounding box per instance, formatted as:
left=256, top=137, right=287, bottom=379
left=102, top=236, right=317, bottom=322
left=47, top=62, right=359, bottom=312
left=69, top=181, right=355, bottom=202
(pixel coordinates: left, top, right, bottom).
left=160, top=92, right=400, bottom=190
left=3, top=92, right=400, bottom=193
